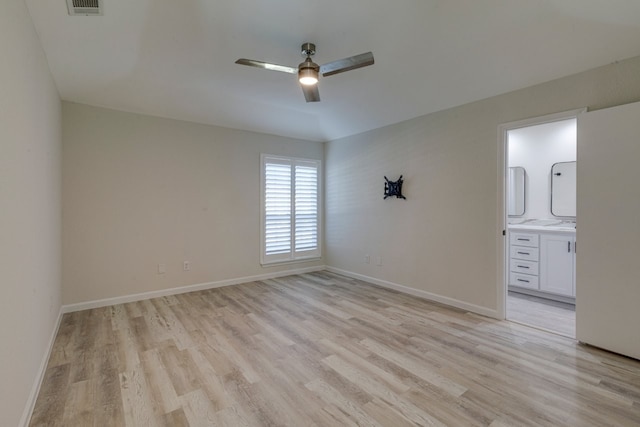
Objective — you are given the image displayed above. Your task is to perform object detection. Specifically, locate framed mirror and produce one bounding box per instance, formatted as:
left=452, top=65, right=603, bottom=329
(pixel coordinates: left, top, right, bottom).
left=508, top=166, right=526, bottom=216
left=551, top=161, right=576, bottom=217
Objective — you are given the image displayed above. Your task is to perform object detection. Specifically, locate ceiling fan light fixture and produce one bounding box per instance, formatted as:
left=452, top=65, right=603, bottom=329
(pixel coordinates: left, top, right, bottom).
left=299, top=57, right=320, bottom=85
left=299, top=68, right=319, bottom=85
left=298, top=67, right=318, bottom=86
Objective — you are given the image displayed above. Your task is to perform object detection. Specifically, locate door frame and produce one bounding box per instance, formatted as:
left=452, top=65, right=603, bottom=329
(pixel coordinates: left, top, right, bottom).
left=496, top=108, right=586, bottom=319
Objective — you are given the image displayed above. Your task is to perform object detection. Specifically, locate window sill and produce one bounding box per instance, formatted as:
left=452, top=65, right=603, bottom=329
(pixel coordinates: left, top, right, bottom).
left=261, top=257, right=322, bottom=267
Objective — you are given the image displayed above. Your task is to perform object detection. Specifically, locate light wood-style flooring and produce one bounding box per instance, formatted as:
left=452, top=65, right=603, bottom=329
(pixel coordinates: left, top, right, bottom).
left=507, top=291, right=576, bottom=338
left=30, top=272, right=640, bottom=426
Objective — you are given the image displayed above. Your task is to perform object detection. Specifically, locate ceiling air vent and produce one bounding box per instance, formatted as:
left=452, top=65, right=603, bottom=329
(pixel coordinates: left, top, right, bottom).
left=66, top=0, right=103, bottom=16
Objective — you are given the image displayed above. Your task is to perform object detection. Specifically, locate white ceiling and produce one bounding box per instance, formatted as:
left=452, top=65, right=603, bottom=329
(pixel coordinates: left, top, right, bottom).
left=26, top=0, right=640, bottom=142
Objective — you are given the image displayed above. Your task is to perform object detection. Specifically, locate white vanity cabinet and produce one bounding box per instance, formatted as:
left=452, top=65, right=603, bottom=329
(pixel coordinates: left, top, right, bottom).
left=539, top=233, right=575, bottom=297
left=509, top=227, right=576, bottom=301
left=509, top=232, right=540, bottom=291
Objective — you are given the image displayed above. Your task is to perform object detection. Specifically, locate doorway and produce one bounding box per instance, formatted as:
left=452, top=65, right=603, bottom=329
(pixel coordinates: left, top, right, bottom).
left=499, top=109, right=584, bottom=338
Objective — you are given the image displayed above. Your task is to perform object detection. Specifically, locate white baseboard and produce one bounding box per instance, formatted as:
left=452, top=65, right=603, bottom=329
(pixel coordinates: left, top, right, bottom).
left=20, top=307, right=64, bottom=427
left=62, top=265, right=326, bottom=313
left=325, top=266, right=500, bottom=319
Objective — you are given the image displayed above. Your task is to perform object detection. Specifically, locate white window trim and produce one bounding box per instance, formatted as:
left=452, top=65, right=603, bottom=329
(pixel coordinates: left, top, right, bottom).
left=260, top=154, right=322, bottom=266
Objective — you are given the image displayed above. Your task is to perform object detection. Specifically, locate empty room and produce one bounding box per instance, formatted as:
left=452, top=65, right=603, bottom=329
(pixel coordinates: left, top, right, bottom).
left=4, top=0, right=640, bottom=426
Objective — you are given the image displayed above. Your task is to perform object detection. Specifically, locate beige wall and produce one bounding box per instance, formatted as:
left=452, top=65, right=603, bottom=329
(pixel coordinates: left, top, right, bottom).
left=62, top=103, right=324, bottom=304
left=325, top=55, right=640, bottom=314
left=0, top=0, right=62, bottom=425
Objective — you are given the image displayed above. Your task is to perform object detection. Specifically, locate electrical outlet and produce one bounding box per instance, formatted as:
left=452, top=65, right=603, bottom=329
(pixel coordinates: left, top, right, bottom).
left=376, top=256, right=382, bottom=266
left=183, top=261, right=191, bottom=271
left=158, top=263, right=166, bottom=274
left=364, top=255, right=370, bottom=264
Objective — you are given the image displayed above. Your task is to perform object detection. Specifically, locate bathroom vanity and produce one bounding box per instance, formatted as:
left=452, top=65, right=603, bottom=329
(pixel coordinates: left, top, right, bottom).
left=508, top=222, right=576, bottom=303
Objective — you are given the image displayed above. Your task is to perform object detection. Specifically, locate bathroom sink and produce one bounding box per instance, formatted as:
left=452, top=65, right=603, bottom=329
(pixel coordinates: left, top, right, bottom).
left=508, top=218, right=528, bottom=225
left=527, top=219, right=563, bottom=226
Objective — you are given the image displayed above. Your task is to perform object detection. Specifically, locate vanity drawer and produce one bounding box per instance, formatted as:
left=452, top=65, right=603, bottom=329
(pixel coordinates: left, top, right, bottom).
left=510, top=272, right=539, bottom=290
left=510, top=245, right=539, bottom=261
left=510, top=232, right=539, bottom=248
left=510, top=259, right=539, bottom=276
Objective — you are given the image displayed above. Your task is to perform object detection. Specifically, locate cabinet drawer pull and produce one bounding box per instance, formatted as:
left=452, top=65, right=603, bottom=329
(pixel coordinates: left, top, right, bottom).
left=517, top=238, right=530, bottom=241
left=517, top=265, right=529, bottom=269
left=517, top=278, right=530, bottom=283
left=568, top=241, right=570, bottom=253
left=517, top=251, right=529, bottom=255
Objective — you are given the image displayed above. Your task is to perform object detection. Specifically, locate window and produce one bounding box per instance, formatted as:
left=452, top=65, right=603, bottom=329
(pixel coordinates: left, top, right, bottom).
left=261, top=154, right=321, bottom=265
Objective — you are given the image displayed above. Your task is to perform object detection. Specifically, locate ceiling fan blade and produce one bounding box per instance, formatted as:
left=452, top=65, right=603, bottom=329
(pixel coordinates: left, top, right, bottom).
left=235, top=59, right=297, bottom=74
left=301, top=84, right=320, bottom=102
left=320, top=52, right=374, bottom=77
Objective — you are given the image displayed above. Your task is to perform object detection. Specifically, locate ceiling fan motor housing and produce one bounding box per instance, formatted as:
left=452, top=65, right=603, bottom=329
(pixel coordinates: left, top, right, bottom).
left=299, top=57, right=320, bottom=73
left=301, top=42, right=316, bottom=57
left=299, top=43, right=320, bottom=85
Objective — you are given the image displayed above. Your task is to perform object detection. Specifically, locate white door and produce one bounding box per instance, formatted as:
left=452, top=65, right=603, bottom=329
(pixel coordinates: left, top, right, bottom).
left=539, top=234, right=574, bottom=297
left=577, top=101, right=640, bottom=360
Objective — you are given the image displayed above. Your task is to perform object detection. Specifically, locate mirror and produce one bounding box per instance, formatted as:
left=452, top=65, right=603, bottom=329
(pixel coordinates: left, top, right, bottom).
left=508, top=166, right=526, bottom=216
left=551, top=161, right=576, bottom=217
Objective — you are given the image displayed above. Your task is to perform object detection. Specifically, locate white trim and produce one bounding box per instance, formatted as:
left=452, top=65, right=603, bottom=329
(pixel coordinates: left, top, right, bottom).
left=260, top=256, right=322, bottom=267
left=20, top=308, right=64, bottom=427
left=325, top=267, right=500, bottom=319
left=497, top=108, right=587, bottom=133
left=497, top=108, right=586, bottom=321
left=62, top=265, right=325, bottom=313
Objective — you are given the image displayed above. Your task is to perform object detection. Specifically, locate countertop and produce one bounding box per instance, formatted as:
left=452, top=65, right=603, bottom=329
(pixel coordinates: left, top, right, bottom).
left=508, top=224, right=576, bottom=233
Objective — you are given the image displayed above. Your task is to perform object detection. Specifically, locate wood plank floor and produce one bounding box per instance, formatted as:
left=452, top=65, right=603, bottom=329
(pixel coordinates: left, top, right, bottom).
left=507, top=292, right=576, bottom=338
left=30, top=272, right=640, bottom=426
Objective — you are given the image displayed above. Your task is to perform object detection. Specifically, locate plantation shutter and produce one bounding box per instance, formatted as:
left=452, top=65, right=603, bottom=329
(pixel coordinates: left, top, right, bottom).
left=264, top=161, right=292, bottom=257
left=261, top=155, right=320, bottom=264
left=295, top=163, right=318, bottom=254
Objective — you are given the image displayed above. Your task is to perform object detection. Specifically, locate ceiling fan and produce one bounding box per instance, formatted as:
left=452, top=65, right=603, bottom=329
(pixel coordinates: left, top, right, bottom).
left=235, top=43, right=374, bottom=102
